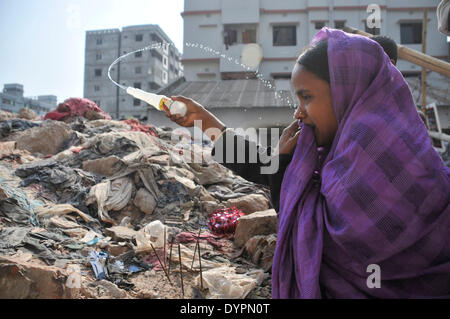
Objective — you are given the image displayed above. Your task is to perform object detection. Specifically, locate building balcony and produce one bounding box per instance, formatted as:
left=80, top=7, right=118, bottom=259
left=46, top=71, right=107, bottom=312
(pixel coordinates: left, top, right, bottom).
left=220, top=42, right=262, bottom=73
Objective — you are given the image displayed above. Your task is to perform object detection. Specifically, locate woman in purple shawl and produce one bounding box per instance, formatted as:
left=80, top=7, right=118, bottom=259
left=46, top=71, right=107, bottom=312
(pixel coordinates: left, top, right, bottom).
left=272, top=28, right=450, bottom=298
left=165, top=28, right=449, bottom=298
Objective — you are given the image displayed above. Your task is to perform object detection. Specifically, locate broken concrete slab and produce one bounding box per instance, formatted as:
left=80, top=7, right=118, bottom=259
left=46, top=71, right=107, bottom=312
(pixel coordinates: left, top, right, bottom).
left=104, top=242, right=131, bottom=257
left=13, top=121, right=73, bottom=156
left=244, top=234, right=277, bottom=272
left=202, top=201, right=226, bottom=215
left=133, top=188, right=157, bottom=215
left=104, top=226, right=138, bottom=242
left=0, top=255, right=73, bottom=299
left=87, top=279, right=129, bottom=299
left=18, top=108, right=37, bottom=120
left=189, top=162, right=233, bottom=185
left=233, top=209, right=278, bottom=247
left=225, top=194, right=270, bottom=215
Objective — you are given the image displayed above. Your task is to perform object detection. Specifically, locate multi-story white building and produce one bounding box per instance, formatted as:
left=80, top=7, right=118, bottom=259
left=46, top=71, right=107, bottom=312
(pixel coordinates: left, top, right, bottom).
left=181, top=0, right=448, bottom=81
left=146, top=0, right=448, bottom=141
left=84, top=24, right=183, bottom=119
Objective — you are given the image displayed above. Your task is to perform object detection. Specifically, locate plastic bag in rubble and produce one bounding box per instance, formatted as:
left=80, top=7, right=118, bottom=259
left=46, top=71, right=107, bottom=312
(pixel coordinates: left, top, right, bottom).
left=196, top=266, right=266, bottom=299
left=135, top=220, right=168, bottom=253
left=89, top=250, right=109, bottom=280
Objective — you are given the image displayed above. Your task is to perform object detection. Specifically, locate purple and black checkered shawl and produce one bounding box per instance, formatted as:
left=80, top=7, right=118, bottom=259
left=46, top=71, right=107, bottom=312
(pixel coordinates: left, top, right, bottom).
left=272, top=28, right=450, bottom=299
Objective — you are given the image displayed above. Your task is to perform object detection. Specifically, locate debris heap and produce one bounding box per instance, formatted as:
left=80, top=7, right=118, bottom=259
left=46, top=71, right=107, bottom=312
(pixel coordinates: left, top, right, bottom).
left=0, top=103, right=276, bottom=299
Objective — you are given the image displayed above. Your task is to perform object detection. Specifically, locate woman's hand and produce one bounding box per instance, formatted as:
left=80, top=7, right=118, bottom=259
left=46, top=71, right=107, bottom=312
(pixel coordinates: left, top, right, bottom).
left=165, top=96, right=208, bottom=127
left=274, top=120, right=301, bottom=155
left=166, top=95, right=226, bottom=141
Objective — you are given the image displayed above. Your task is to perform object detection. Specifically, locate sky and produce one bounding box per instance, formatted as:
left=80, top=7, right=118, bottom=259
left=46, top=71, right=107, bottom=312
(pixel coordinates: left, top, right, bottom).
left=0, top=0, right=184, bottom=103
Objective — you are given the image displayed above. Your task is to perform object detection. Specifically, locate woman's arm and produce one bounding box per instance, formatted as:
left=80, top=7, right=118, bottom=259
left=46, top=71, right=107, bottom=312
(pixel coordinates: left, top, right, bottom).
left=165, top=96, right=299, bottom=210
left=166, top=96, right=226, bottom=142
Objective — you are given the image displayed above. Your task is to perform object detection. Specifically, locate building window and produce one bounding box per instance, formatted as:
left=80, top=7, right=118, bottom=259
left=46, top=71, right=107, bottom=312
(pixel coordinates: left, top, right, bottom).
left=163, top=56, right=168, bottom=69
left=151, top=49, right=163, bottom=62
left=135, top=34, right=143, bottom=42
left=162, top=70, right=168, bottom=84
left=224, top=29, right=237, bottom=47
left=135, top=51, right=143, bottom=58
left=96, top=53, right=102, bottom=60
left=134, top=98, right=141, bottom=106
left=151, top=33, right=163, bottom=44
left=94, top=85, right=100, bottom=92
left=2, top=98, right=11, bottom=105
left=273, top=26, right=297, bottom=46
left=365, top=24, right=380, bottom=35
left=163, top=43, right=169, bottom=54
left=242, top=29, right=256, bottom=43
left=95, top=69, right=102, bottom=77
left=334, top=21, right=346, bottom=29
left=400, top=22, right=422, bottom=44
left=135, top=66, right=142, bottom=74
left=133, top=82, right=141, bottom=89
left=314, top=22, right=327, bottom=30
left=96, top=38, right=102, bottom=45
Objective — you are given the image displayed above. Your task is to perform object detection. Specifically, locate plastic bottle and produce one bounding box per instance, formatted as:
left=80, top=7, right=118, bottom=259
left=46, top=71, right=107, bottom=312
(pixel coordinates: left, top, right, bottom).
left=145, top=220, right=167, bottom=249
left=126, top=87, right=187, bottom=117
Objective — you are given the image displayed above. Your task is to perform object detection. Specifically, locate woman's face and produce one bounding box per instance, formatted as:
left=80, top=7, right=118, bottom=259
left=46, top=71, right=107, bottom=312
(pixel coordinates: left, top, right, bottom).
left=291, top=63, right=337, bottom=147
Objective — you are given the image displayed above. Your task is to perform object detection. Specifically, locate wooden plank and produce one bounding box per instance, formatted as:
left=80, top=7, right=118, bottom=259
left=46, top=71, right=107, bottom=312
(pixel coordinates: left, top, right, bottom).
left=343, top=25, right=450, bottom=77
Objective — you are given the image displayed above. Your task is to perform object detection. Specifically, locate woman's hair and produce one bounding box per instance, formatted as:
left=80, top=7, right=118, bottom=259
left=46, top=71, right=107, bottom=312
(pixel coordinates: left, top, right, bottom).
left=297, top=39, right=330, bottom=83
left=370, top=35, right=398, bottom=65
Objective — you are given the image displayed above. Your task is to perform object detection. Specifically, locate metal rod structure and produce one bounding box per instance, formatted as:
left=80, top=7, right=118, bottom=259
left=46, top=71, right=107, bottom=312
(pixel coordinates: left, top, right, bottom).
left=191, top=228, right=202, bottom=270
left=178, top=243, right=184, bottom=298
left=197, top=235, right=203, bottom=290
left=150, top=243, right=172, bottom=284
left=168, top=237, right=174, bottom=276
left=163, top=226, right=167, bottom=268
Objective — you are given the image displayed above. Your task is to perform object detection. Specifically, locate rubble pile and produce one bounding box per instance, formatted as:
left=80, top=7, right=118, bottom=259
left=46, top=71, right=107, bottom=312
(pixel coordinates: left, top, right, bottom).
left=0, top=101, right=277, bottom=299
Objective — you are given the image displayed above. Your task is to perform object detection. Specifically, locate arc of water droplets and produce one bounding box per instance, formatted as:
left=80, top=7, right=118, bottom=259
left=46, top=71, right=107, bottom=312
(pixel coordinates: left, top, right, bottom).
left=185, top=41, right=295, bottom=109
left=108, top=42, right=176, bottom=91
left=108, top=41, right=296, bottom=108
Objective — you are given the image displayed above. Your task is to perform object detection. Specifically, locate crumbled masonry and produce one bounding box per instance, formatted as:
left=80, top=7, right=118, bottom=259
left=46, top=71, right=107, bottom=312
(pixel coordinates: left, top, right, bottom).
left=0, top=106, right=275, bottom=299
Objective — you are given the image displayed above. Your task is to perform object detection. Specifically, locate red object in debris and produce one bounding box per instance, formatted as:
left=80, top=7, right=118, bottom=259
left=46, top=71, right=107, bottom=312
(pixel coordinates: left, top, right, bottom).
left=44, top=98, right=112, bottom=121
left=121, top=119, right=158, bottom=137
left=71, top=147, right=83, bottom=154
left=207, top=207, right=245, bottom=236
left=176, top=231, right=225, bottom=249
